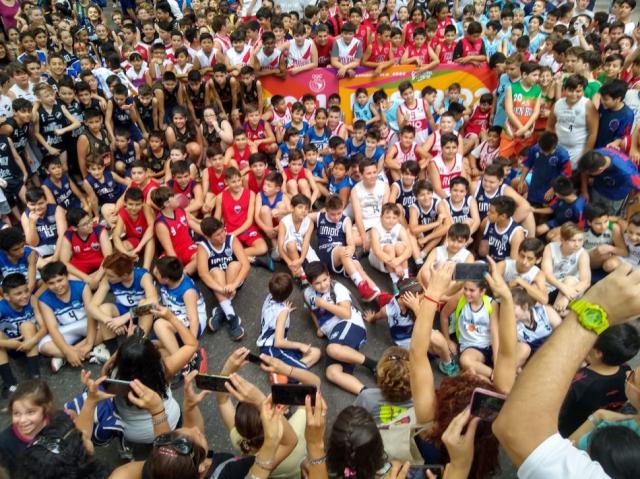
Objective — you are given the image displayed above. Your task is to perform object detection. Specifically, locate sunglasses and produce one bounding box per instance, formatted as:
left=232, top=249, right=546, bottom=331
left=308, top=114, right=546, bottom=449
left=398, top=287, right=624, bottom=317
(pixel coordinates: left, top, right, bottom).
left=153, top=433, right=194, bottom=457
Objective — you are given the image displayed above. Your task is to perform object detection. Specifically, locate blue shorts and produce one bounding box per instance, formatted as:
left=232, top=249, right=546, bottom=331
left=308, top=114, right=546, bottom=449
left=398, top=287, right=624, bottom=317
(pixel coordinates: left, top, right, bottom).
left=260, top=346, right=307, bottom=369
left=327, top=321, right=367, bottom=374
left=130, top=125, right=144, bottom=143
left=318, top=246, right=343, bottom=275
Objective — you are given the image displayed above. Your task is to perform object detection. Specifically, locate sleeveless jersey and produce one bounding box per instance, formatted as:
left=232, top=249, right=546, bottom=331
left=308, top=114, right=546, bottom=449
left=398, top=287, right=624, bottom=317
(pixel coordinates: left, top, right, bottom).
left=287, top=39, right=314, bottom=68
left=460, top=37, right=483, bottom=57
left=186, top=83, right=206, bottom=120
left=583, top=225, right=613, bottom=251
left=83, top=127, right=111, bottom=157
left=316, top=212, right=347, bottom=253
left=455, top=295, right=493, bottom=349
left=110, top=267, right=148, bottom=309
left=43, top=175, right=81, bottom=210
left=438, top=41, right=456, bottom=63
left=168, top=179, right=196, bottom=201
left=38, top=103, right=68, bottom=148
left=303, top=281, right=364, bottom=336
left=406, top=43, right=430, bottom=62
left=335, top=37, right=361, bottom=64
left=118, top=207, right=148, bottom=243
left=198, top=234, right=236, bottom=271
left=372, top=222, right=402, bottom=245
left=111, top=97, right=134, bottom=130
left=214, top=34, right=231, bottom=51
left=87, top=171, right=124, bottom=205
left=27, top=204, right=58, bottom=250
left=244, top=120, right=267, bottom=142
left=114, top=142, right=136, bottom=171
left=393, top=180, right=416, bottom=221
left=270, top=107, right=292, bottom=130
left=206, top=167, right=226, bottom=195
left=0, top=135, right=22, bottom=182
left=384, top=298, right=414, bottom=348
left=0, top=300, right=35, bottom=339
left=4, top=117, right=29, bottom=154
left=65, top=225, right=104, bottom=263
left=232, top=144, right=251, bottom=171
left=484, top=218, right=524, bottom=261
left=195, top=48, right=219, bottom=69
left=622, top=236, right=640, bottom=267
left=547, top=242, right=583, bottom=289
left=39, top=280, right=87, bottom=326
left=64, top=100, right=84, bottom=139
left=126, top=66, right=147, bottom=89
left=135, top=97, right=154, bottom=132
left=256, top=48, right=282, bottom=72
left=431, top=153, right=463, bottom=197
left=0, top=246, right=35, bottom=279
left=517, top=304, right=554, bottom=345
left=156, top=208, right=194, bottom=253
left=260, top=191, right=283, bottom=210
left=226, top=45, right=252, bottom=67
left=411, top=197, right=440, bottom=227
left=503, top=258, right=540, bottom=285
left=257, top=294, right=289, bottom=348
left=398, top=100, right=428, bottom=131
left=474, top=182, right=506, bottom=220
left=352, top=180, right=386, bottom=230
left=130, top=179, right=159, bottom=202
left=466, top=105, right=491, bottom=136
left=392, top=142, right=418, bottom=164
left=370, top=38, right=391, bottom=62
left=281, top=214, right=313, bottom=252
left=159, top=275, right=206, bottom=329
left=307, top=126, right=330, bottom=152
left=446, top=195, right=472, bottom=224
left=221, top=188, right=251, bottom=233
left=434, top=244, right=472, bottom=267
left=506, top=81, right=542, bottom=137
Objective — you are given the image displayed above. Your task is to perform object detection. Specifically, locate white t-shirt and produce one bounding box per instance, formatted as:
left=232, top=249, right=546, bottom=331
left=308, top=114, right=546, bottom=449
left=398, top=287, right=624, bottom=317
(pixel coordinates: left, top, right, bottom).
left=518, top=433, right=611, bottom=479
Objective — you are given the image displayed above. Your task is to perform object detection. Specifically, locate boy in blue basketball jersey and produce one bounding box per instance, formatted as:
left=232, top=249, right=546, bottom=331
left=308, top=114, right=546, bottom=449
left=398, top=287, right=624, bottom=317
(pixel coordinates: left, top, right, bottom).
left=0, top=274, right=44, bottom=390
left=37, top=262, right=98, bottom=373
left=303, top=261, right=378, bottom=395
left=480, top=195, right=526, bottom=262
left=257, top=272, right=321, bottom=371
left=0, top=227, right=39, bottom=293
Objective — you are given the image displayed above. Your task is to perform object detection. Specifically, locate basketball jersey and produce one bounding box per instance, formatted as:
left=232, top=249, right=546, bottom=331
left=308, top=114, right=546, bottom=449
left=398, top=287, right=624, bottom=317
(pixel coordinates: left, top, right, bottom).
left=411, top=197, right=440, bottom=227
left=118, top=207, right=148, bottom=242
left=198, top=234, right=236, bottom=271
left=384, top=298, right=414, bottom=348
left=159, top=275, right=206, bottom=329
left=438, top=41, right=456, bottom=63
left=232, top=145, right=251, bottom=171
left=287, top=39, right=314, bottom=68
left=303, top=281, right=364, bottom=336
left=111, top=98, right=134, bottom=130
left=335, top=37, right=361, bottom=64
left=0, top=246, right=35, bottom=279
left=484, top=218, right=523, bottom=261
left=307, top=126, right=330, bottom=152
left=257, top=294, right=289, bottom=348
left=270, top=107, right=292, bottom=130
left=393, top=180, right=416, bottom=221
left=26, top=204, right=58, bottom=250
left=392, top=142, right=418, bottom=164
left=255, top=48, right=282, bottom=72
left=0, top=300, right=35, bottom=339
left=548, top=242, right=582, bottom=287
left=207, top=167, right=226, bottom=195
left=352, top=180, right=386, bottom=230
left=156, top=208, right=194, bottom=252
left=168, top=179, right=196, bottom=201
left=64, top=225, right=104, bottom=264
left=583, top=226, right=613, bottom=252
left=431, top=154, right=463, bottom=197
left=110, top=267, right=148, bottom=309
left=244, top=120, right=267, bottom=142
left=38, top=102, right=68, bottom=148
left=433, top=244, right=471, bottom=267
left=406, top=43, right=430, bottom=63
left=225, top=45, right=252, bottom=67
left=622, top=235, right=640, bottom=267
left=281, top=214, right=313, bottom=252
left=517, top=304, right=553, bottom=345
left=221, top=188, right=251, bottom=233
left=195, top=48, right=219, bottom=69
left=456, top=295, right=493, bottom=349
left=446, top=195, right=472, bottom=224
left=373, top=222, right=402, bottom=245
left=316, top=212, right=347, bottom=253
left=398, top=100, right=428, bottom=131
left=506, top=81, right=541, bottom=137
left=43, top=175, right=81, bottom=210
left=39, top=280, right=87, bottom=326
left=4, top=117, right=29, bottom=154
left=114, top=142, right=136, bottom=171
left=370, top=38, right=391, bottom=62
left=474, top=182, right=505, bottom=220
left=466, top=105, right=490, bottom=136
left=502, top=258, right=540, bottom=285
left=86, top=171, right=125, bottom=205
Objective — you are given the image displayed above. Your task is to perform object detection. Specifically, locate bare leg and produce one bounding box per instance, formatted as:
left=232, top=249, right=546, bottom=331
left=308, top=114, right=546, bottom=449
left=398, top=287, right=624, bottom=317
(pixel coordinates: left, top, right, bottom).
left=459, top=348, right=493, bottom=378
left=153, top=318, right=180, bottom=355
left=325, top=362, right=365, bottom=395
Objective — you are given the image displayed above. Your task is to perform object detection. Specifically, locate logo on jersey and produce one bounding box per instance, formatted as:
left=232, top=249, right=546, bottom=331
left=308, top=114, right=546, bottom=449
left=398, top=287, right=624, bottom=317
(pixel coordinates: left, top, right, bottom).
left=224, top=247, right=233, bottom=256
left=309, top=74, right=325, bottom=93
left=91, top=242, right=100, bottom=251
left=135, top=226, right=143, bottom=234
left=233, top=205, right=242, bottom=214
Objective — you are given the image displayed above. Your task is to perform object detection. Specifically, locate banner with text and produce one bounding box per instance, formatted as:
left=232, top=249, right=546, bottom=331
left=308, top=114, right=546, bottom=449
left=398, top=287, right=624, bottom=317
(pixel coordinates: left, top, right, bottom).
left=261, top=69, right=339, bottom=109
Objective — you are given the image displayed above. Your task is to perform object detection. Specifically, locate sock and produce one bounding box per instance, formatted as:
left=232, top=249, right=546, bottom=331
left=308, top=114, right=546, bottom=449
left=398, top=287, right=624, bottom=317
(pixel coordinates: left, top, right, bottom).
left=415, top=257, right=424, bottom=265
left=350, top=272, right=363, bottom=285
left=220, top=299, right=235, bottom=317
left=362, top=356, right=378, bottom=373
left=26, top=356, right=40, bottom=377
left=390, top=272, right=399, bottom=284
left=403, top=268, right=409, bottom=279
left=0, top=363, right=16, bottom=386
left=104, top=338, right=119, bottom=354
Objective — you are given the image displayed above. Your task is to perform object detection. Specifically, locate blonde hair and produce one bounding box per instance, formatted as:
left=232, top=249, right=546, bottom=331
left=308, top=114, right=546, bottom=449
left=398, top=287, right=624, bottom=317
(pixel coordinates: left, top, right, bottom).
left=376, top=346, right=412, bottom=403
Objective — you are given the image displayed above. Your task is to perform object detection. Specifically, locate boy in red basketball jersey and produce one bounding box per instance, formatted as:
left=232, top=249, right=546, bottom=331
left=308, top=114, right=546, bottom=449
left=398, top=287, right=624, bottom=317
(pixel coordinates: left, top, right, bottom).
left=224, top=128, right=252, bottom=176
left=243, top=104, right=278, bottom=155
left=214, top=167, right=274, bottom=270
left=59, top=208, right=113, bottom=290
left=245, top=153, right=270, bottom=193
left=151, top=186, right=201, bottom=276
left=129, top=160, right=159, bottom=206
left=202, top=146, right=226, bottom=215
left=435, top=25, right=457, bottom=64
left=113, top=187, right=156, bottom=270
left=167, top=160, right=204, bottom=215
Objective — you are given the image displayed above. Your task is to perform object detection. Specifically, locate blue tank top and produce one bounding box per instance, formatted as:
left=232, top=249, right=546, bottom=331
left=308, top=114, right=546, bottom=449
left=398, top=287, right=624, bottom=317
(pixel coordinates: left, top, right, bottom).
left=43, top=175, right=81, bottom=210
left=316, top=212, right=347, bottom=253
left=39, top=280, right=87, bottom=326
left=393, top=180, right=416, bottom=221
left=346, top=137, right=366, bottom=157
left=329, top=176, right=351, bottom=195
left=353, top=100, right=373, bottom=122
left=111, top=97, right=134, bottom=130
left=306, top=127, right=330, bottom=152
left=198, top=235, right=236, bottom=271
left=412, top=198, right=440, bottom=226
left=0, top=300, right=35, bottom=338
left=86, top=170, right=125, bottom=205
left=110, top=267, right=148, bottom=309
left=0, top=246, right=35, bottom=280
left=260, top=191, right=283, bottom=210
left=113, top=142, right=136, bottom=172
left=25, top=204, right=58, bottom=248
left=475, top=182, right=505, bottom=220
left=160, top=275, right=206, bottom=326
left=447, top=195, right=472, bottom=224
left=484, top=218, right=522, bottom=261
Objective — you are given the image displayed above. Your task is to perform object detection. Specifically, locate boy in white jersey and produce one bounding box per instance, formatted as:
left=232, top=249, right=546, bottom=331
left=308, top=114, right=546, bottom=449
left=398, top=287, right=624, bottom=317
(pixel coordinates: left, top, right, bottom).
left=602, top=213, right=640, bottom=272
left=385, top=125, right=424, bottom=181
left=225, top=30, right=253, bottom=77
left=582, top=203, right=626, bottom=269
left=496, top=238, right=548, bottom=305
left=409, top=179, right=452, bottom=259
left=303, top=261, right=378, bottom=394
left=420, top=223, right=474, bottom=287
left=350, top=159, right=390, bottom=253
left=277, top=194, right=319, bottom=285
left=251, top=31, right=286, bottom=78
left=286, top=24, right=318, bottom=75
left=330, top=22, right=362, bottom=78
left=369, top=204, right=412, bottom=294
left=258, top=272, right=322, bottom=370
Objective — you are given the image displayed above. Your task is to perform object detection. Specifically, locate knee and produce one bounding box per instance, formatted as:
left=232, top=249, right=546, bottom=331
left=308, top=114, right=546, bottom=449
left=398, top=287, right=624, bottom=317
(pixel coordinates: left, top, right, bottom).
left=153, top=318, right=171, bottom=334
left=325, top=343, right=339, bottom=358
left=325, top=364, right=341, bottom=382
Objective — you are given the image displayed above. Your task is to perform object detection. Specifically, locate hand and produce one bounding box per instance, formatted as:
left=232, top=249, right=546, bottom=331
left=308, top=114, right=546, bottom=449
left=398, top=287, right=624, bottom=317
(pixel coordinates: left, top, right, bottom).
left=151, top=305, right=173, bottom=321
left=3, top=337, right=23, bottom=349
left=543, top=188, right=555, bottom=202
left=447, top=339, right=459, bottom=355
left=363, top=309, right=377, bottom=323
left=222, top=347, right=250, bottom=374
left=225, top=373, right=266, bottom=406
left=284, top=301, right=296, bottom=314
left=183, top=370, right=210, bottom=411
left=516, top=180, right=526, bottom=195
left=483, top=257, right=512, bottom=301
left=64, top=348, right=83, bottom=367
left=16, top=337, right=37, bottom=352
left=259, top=354, right=290, bottom=376
left=54, top=129, right=64, bottom=136
left=48, top=147, right=61, bottom=156
left=424, top=262, right=456, bottom=302
left=80, top=370, right=115, bottom=402
left=259, top=395, right=284, bottom=447
left=387, top=461, right=410, bottom=478
left=127, top=379, right=164, bottom=413
left=581, top=264, right=640, bottom=325
left=76, top=343, right=93, bottom=360
left=403, top=291, right=422, bottom=314
left=304, top=391, right=327, bottom=449
left=441, top=408, right=480, bottom=475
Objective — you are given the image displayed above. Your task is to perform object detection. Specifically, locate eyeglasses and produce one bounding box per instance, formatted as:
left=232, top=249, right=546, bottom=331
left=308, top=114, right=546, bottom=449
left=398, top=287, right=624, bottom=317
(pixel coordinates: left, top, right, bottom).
left=28, top=426, right=74, bottom=455
left=153, top=433, right=194, bottom=457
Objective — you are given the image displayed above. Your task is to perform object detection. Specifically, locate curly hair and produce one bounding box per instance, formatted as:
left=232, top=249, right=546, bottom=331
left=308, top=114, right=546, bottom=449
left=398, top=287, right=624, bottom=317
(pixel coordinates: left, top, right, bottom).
left=327, top=406, right=386, bottom=479
left=376, top=346, right=412, bottom=403
left=423, top=373, right=500, bottom=479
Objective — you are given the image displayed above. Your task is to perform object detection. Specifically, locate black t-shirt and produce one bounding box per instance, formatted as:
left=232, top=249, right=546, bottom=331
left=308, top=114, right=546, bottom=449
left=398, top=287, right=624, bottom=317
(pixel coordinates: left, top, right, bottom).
left=142, top=451, right=255, bottom=479
left=558, top=365, right=630, bottom=437
left=0, top=425, right=28, bottom=475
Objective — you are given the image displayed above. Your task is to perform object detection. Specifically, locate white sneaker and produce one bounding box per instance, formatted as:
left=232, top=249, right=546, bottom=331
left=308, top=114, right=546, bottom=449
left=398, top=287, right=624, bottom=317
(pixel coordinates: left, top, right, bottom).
left=50, top=357, right=66, bottom=374
left=89, top=344, right=111, bottom=364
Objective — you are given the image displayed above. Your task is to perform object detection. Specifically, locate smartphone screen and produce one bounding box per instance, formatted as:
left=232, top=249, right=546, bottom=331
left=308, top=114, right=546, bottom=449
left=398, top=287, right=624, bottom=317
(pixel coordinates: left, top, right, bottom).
left=132, top=304, right=154, bottom=317
left=102, top=379, right=132, bottom=396
left=454, top=262, right=489, bottom=281
left=271, top=384, right=317, bottom=406
left=470, top=389, right=506, bottom=422
left=195, top=374, right=230, bottom=392
left=408, top=465, right=444, bottom=479
left=246, top=352, right=263, bottom=364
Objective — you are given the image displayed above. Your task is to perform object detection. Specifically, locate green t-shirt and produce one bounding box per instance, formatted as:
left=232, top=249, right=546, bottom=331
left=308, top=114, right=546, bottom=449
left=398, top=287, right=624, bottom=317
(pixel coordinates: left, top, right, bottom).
left=584, top=80, right=602, bottom=99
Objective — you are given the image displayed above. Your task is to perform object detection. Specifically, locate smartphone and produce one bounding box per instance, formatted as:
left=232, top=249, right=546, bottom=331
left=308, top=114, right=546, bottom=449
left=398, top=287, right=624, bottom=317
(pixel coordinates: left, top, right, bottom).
left=271, top=384, right=317, bottom=406
left=131, top=303, right=154, bottom=317
left=454, top=262, right=488, bottom=281
left=195, top=374, right=230, bottom=392
left=246, top=352, right=264, bottom=365
left=102, top=379, right=132, bottom=396
left=408, top=465, right=444, bottom=479
left=470, top=387, right=507, bottom=422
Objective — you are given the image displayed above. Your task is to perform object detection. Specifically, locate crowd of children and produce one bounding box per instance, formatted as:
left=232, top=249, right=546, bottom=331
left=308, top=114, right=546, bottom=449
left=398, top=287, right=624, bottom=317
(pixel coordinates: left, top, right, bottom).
left=0, top=0, right=639, bottom=476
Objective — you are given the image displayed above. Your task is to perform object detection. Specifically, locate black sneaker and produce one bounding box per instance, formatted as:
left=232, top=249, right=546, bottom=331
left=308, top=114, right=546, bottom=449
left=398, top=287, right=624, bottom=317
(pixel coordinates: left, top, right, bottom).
left=207, top=307, right=225, bottom=333
left=227, top=315, right=245, bottom=341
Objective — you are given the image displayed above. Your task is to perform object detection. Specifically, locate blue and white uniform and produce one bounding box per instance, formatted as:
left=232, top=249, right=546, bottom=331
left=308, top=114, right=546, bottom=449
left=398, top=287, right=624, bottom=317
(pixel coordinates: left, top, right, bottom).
left=0, top=246, right=38, bottom=280
left=483, top=218, right=524, bottom=261
left=86, top=170, right=125, bottom=205
left=316, top=212, right=349, bottom=274
left=306, top=127, right=330, bottom=153
left=393, top=180, right=416, bottom=222
left=410, top=197, right=441, bottom=233
left=517, top=304, right=554, bottom=349
left=446, top=195, right=472, bottom=224
left=0, top=300, right=36, bottom=339
left=384, top=298, right=414, bottom=349
left=160, top=275, right=207, bottom=336
left=43, top=175, right=82, bottom=210
left=38, top=280, right=88, bottom=349
left=474, top=182, right=505, bottom=220
left=257, top=294, right=307, bottom=369
left=280, top=214, right=319, bottom=263
left=198, top=235, right=237, bottom=271
left=110, top=267, right=149, bottom=315
left=546, top=241, right=583, bottom=292
left=25, top=204, right=58, bottom=256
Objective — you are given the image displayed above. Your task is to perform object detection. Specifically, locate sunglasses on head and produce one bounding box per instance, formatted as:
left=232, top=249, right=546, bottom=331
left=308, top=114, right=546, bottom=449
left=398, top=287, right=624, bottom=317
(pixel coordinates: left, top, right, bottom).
left=153, top=433, right=194, bottom=456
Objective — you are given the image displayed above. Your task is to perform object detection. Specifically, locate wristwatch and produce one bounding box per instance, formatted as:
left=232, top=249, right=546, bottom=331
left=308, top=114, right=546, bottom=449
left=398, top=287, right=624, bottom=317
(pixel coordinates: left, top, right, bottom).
left=568, top=299, right=609, bottom=335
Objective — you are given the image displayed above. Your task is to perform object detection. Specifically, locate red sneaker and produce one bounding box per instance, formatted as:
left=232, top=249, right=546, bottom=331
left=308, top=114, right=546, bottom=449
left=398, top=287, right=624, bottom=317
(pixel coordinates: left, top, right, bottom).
left=357, top=281, right=380, bottom=302
left=377, top=292, right=394, bottom=308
